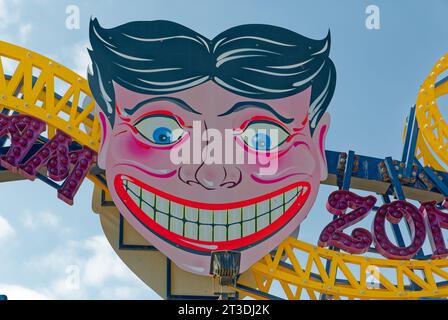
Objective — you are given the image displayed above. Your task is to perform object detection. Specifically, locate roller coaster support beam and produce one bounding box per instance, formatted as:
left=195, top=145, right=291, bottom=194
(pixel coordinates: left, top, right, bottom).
left=384, top=157, right=410, bottom=246
left=418, top=162, right=448, bottom=197
left=324, top=150, right=448, bottom=203
left=402, top=106, right=419, bottom=178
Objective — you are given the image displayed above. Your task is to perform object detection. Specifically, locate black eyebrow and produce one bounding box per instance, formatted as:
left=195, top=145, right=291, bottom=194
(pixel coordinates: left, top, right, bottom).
left=218, top=101, right=294, bottom=124
left=124, top=97, right=202, bottom=115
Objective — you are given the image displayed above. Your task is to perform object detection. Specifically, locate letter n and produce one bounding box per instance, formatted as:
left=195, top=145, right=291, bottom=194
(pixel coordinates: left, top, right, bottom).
left=1, top=115, right=46, bottom=172
left=18, top=130, right=73, bottom=180
left=58, top=147, right=97, bottom=205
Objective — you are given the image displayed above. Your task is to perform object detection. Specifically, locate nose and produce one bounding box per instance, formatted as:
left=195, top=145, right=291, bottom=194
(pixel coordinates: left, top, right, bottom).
left=179, top=163, right=242, bottom=190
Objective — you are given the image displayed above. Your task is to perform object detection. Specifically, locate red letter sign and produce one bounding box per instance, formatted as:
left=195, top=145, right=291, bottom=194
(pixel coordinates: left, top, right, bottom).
left=319, top=190, right=376, bottom=254
left=373, top=201, right=426, bottom=260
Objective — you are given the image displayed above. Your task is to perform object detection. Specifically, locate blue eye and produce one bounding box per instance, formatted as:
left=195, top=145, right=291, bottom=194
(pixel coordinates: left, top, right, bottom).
left=135, top=115, right=185, bottom=145
left=241, top=121, right=290, bottom=151
left=251, top=132, right=272, bottom=150
left=152, top=127, right=173, bottom=144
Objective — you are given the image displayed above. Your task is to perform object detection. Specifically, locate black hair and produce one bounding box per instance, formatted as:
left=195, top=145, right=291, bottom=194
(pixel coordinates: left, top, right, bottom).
left=88, top=18, right=336, bottom=133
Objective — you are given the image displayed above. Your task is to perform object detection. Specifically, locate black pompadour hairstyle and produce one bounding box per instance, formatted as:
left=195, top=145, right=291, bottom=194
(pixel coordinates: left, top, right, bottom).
left=88, top=18, right=336, bottom=134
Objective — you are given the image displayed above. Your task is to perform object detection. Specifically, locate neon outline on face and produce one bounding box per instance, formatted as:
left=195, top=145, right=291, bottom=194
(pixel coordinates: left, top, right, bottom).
left=98, top=81, right=329, bottom=275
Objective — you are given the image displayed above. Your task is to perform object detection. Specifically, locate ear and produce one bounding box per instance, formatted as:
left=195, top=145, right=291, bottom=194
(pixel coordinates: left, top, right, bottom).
left=97, top=109, right=112, bottom=169
left=311, top=112, right=330, bottom=181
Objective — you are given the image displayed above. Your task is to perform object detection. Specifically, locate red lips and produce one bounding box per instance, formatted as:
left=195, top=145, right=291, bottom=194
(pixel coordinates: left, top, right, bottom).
left=114, top=174, right=310, bottom=252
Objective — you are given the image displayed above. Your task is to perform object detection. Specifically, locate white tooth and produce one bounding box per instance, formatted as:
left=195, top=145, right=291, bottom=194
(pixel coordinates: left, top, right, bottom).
left=257, top=200, right=270, bottom=217
left=214, top=210, right=227, bottom=225
left=228, top=224, right=242, bottom=240
left=156, top=212, right=169, bottom=228
left=171, top=203, right=184, bottom=219
left=285, top=189, right=297, bottom=202
left=270, top=194, right=284, bottom=222
left=228, top=209, right=242, bottom=224
left=242, top=205, right=255, bottom=221
left=127, top=191, right=140, bottom=207
left=257, top=214, right=269, bottom=231
left=300, top=186, right=308, bottom=195
left=199, top=210, right=213, bottom=224
left=142, top=190, right=155, bottom=206
left=285, top=196, right=297, bottom=211
left=185, top=207, right=199, bottom=222
left=243, top=220, right=255, bottom=236
left=141, top=202, right=155, bottom=220
left=199, top=225, right=213, bottom=241
left=271, top=195, right=283, bottom=210
left=170, top=218, right=184, bottom=235
left=128, top=182, right=140, bottom=197
left=155, top=197, right=170, bottom=213
left=185, top=222, right=198, bottom=240
left=214, top=226, right=227, bottom=241
left=271, top=208, right=283, bottom=222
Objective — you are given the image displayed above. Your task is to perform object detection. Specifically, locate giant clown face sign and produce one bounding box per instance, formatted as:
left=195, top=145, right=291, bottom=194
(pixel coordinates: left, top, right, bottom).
left=88, top=19, right=336, bottom=275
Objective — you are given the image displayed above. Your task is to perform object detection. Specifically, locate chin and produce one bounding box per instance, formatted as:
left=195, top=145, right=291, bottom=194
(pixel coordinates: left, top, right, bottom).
left=110, top=173, right=313, bottom=275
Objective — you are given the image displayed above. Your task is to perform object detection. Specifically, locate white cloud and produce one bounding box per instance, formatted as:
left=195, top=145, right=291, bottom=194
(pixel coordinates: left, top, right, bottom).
left=21, top=210, right=60, bottom=230
left=98, top=286, right=142, bottom=300
left=0, top=216, right=15, bottom=240
left=45, top=277, right=86, bottom=300
left=71, top=42, right=91, bottom=77
left=19, top=23, right=33, bottom=44
left=82, top=235, right=134, bottom=286
left=26, top=234, right=158, bottom=299
left=0, top=0, right=21, bottom=28
left=0, top=0, right=33, bottom=45
left=30, top=235, right=132, bottom=285
left=0, top=284, right=52, bottom=300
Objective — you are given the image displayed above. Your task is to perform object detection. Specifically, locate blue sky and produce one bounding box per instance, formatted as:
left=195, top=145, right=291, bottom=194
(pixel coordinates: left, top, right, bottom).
left=0, top=0, right=447, bottom=299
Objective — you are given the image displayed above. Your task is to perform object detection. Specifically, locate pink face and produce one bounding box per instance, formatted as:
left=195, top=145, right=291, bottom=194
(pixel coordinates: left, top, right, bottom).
left=98, top=81, right=330, bottom=275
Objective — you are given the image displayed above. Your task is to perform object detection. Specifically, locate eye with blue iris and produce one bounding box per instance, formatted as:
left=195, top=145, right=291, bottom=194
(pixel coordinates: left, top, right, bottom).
left=240, top=121, right=290, bottom=151
left=251, top=132, right=272, bottom=150
left=135, top=115, right=185, bottom=145
left=152, top=127, right=173, bottom=144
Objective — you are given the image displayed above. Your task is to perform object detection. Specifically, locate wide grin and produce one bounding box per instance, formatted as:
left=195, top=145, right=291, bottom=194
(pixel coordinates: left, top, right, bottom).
left=115, top=174, right=310, bottom=252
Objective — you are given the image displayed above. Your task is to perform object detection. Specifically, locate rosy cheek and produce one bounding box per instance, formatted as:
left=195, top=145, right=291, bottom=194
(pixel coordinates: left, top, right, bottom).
left=278, top=144, right=316, bottom=173
left=107, top=132, right=179, bottom=170
left=234, top=138, right=278, bottom=166
left=239, top=141, right=317, bottom=178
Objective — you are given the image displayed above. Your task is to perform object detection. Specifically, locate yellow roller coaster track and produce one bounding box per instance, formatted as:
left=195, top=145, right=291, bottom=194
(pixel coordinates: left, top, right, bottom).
left=2, top=41, right=448, bottom=300
left=236, top=237, right=448, bottom=300
left=403, top=121, right=443, bottom=171
left=414, top=53, right=448, bottom=171
left=0, top=41, right=106, bottom=190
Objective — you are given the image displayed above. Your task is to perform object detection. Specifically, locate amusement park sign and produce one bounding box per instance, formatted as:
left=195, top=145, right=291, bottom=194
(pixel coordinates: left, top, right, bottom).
left=2, top=16, right=448, bottom=299
left=87, top=19, right=335, bottom=275
left=319, top=190, right=448, bottom=260
left=0, top=114, right=96, bottom=205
